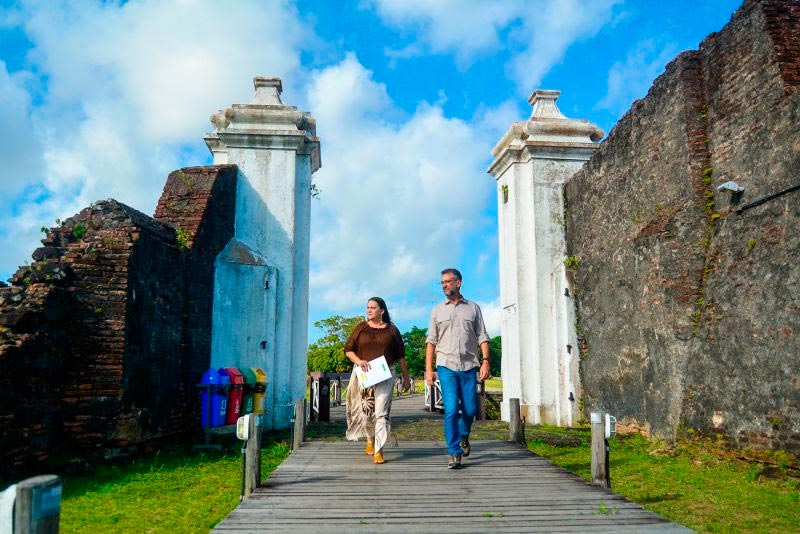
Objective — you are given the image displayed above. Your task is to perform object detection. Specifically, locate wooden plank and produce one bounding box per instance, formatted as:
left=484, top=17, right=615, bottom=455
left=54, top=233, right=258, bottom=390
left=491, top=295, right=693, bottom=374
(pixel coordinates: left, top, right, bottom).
left=213, top=436, right=691, bottom=533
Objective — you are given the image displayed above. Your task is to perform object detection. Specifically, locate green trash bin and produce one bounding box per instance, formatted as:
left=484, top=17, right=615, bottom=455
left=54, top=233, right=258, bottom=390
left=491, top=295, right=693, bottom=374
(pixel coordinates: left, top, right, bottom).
left=240, top=367, right=257, bottom=415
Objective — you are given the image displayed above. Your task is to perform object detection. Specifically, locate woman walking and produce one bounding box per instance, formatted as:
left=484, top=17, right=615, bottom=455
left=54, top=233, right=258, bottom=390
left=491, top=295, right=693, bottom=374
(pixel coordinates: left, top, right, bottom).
left=345, top=297, right=411, bottom=464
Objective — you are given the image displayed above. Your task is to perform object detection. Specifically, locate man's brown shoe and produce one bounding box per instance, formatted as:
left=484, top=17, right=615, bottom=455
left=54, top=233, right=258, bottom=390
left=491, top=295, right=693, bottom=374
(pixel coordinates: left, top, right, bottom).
left=460, top=437, right=470, bottom=457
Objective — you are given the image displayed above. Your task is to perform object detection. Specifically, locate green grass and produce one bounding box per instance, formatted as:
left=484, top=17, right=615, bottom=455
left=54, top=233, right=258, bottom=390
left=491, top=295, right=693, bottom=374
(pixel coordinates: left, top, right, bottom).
left=527, top=426, right=800, bottom=533
left=59, top=435, right=290, bottom=533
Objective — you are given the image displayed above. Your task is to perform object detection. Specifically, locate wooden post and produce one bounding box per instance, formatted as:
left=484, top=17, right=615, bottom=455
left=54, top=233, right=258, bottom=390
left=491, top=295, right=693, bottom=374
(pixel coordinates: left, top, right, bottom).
left=292, top=398, right=305, bottom=450
left=14, top=475, right=61, bottom=534
left=591, top=412, right=608, bottom=488
left=244, top=414, right=262, bottom=498
left=509, top=398, right=523, bottom=444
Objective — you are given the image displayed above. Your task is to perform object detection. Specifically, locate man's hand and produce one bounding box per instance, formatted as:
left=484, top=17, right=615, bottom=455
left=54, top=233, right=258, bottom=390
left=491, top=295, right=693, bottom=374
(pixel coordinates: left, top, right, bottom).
left=401, top=375, right=411, bottom=392
left=425, top=369, right=437, bottom=386
left=478, top=360, right=490, bottom=381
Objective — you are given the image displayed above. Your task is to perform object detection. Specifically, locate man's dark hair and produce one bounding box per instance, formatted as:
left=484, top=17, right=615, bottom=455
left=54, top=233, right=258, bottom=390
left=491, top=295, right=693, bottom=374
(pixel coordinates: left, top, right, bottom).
left=441, top=268, right=462, bottom=281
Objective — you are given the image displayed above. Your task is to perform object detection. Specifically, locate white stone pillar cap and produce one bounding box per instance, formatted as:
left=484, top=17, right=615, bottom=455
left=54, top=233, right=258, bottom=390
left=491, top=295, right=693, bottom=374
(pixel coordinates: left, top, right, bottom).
left=204, top=76, right=321, bottom=172
left=528, top=90, right=566, bottom=120
left=252, top=77, right=283, bottom=105
left=488, top=89, right=604, bottom=176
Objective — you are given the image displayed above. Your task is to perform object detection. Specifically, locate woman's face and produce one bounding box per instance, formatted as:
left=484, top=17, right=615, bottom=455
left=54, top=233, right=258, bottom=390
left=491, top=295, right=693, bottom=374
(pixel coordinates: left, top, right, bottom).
left=366, top=300, right=383, bottom=321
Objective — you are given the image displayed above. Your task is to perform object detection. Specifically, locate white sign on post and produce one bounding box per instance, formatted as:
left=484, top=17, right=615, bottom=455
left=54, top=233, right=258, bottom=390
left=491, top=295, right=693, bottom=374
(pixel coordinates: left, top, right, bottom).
left=355, top=356, right=392, bottom=389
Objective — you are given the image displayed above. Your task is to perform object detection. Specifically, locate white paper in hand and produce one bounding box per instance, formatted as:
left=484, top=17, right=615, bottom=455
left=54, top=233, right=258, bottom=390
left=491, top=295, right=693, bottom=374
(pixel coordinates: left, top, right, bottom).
left=355, top=355, right=392, bottom=389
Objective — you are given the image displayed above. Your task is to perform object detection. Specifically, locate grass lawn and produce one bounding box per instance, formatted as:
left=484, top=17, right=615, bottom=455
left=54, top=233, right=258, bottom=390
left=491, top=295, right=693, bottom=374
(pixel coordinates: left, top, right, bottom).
left=58, top=434, right=290, bottom=533
left=527, top=426, right=800, bottom=533
left=43, top=405, right=799, bottom=533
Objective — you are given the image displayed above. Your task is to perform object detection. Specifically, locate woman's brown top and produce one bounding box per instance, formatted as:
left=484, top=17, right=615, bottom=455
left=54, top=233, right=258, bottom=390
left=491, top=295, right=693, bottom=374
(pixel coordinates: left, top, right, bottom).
left=344, top=321, right=406, bottom=366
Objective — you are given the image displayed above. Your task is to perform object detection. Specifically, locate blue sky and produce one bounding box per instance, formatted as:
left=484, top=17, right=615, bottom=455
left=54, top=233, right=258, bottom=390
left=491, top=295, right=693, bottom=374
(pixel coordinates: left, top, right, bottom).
left=0, top=0, right=742, bottom=340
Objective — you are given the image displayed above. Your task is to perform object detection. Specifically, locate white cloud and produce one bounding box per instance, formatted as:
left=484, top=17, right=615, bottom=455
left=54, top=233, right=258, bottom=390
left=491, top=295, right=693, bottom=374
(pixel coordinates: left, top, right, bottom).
left=371, top=0, right=519, bottom=66
left=307, top=54, right=494, bottom=312
left=0, top=0, right=310, bottom=279
left=0, top=61, right=42, bottom=203
left=507, top=0, right=621, bottom=90
left=368, top=0, right=620, bottom=90
left=472, top=99, right=525, bottom=145
left=596, top=39, right=677, bottom=115
left=477, top=297, right=501, bottom=337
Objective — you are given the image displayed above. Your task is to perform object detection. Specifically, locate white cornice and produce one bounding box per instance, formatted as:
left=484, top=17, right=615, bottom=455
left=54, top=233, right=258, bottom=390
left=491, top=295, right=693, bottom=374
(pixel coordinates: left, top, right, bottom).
left=488, top=90, right=603, bottom=177
left=204, top=77, right=321, bottom=173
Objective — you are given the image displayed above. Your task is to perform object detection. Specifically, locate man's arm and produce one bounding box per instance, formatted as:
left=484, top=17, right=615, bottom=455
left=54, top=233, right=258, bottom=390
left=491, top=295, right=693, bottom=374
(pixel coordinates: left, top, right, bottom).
left=474, top=304, right=491, bottom=381
left=478, top=341, right=490, bottom=381
left=425, top=342, right=437, bottom=385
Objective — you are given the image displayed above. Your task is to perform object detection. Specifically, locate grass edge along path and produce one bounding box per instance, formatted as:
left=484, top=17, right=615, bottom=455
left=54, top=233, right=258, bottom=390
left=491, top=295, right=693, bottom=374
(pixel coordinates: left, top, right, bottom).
left=59, top=435, right=290, bottom=533
left=527, top=425, right=800, bottom=534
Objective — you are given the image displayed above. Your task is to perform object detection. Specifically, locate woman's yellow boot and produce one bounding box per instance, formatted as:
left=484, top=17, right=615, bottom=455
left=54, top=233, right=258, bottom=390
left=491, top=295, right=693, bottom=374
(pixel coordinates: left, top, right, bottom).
left=365, top=440, right=374, bottom=456
left=373, top=450, right=385, bottom=464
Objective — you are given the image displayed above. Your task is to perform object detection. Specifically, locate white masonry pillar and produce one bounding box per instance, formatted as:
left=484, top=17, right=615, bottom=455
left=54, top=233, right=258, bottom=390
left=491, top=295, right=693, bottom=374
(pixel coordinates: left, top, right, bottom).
left=204, top=77, right=320, bottom=429
left=488, top=90, right=602, bottom=426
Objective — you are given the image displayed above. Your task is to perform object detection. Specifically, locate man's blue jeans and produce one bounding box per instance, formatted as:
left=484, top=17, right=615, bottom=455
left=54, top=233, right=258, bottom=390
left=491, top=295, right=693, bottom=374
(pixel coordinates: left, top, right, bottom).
left=437, top=365, right=479, bottom=455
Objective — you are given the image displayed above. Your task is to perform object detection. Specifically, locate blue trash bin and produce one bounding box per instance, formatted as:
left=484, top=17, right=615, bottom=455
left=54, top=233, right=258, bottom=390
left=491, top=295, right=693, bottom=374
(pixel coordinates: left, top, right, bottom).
left=200, top=368, right=230, bottom=427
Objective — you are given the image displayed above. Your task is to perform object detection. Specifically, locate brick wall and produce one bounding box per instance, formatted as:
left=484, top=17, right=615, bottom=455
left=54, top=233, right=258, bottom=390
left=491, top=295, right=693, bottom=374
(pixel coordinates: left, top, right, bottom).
left=0, top=165, right=238, bottom=477
left=154, top=165, right=237, bottom=423
left=565, top=0, right=799, bottom=452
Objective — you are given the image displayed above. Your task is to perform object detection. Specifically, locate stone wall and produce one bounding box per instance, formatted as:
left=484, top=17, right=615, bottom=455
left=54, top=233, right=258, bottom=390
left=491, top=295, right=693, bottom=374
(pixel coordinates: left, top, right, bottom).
left=565, top=0, right=799, bottom=452
left=154, top=165, right=238, bottom=427
left=0, top=165, right=237, bottom=477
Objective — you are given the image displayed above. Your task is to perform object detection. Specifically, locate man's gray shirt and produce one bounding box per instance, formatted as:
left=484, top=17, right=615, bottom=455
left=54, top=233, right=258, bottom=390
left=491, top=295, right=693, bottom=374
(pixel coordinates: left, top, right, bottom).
left=426, top=298, right=490, bottom=371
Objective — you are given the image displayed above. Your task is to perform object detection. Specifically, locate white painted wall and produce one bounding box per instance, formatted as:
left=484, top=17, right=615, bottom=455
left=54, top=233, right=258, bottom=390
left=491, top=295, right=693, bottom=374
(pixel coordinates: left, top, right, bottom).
left=206, top=78, right=320, bottom=429
left=489, top=90, right=602, bottom=426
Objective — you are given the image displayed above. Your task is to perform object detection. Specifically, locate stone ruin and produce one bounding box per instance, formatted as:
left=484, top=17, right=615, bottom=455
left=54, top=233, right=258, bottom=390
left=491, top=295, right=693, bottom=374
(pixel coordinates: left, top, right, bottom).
left=565, top=0, right=799, bottom=452
left=0, top=166, right=238, bottom=477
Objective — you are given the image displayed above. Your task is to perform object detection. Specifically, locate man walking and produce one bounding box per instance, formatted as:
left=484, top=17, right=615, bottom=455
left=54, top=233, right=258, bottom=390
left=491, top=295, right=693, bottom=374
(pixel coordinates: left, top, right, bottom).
left=425, top=268, right=490, bottom=469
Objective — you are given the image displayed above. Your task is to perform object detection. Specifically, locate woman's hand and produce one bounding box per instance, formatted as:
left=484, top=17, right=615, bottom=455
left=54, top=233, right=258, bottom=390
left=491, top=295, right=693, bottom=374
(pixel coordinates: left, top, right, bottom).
left=359, top=360, right=371, bottom=372
left=401, top=375, right=411, bottom=392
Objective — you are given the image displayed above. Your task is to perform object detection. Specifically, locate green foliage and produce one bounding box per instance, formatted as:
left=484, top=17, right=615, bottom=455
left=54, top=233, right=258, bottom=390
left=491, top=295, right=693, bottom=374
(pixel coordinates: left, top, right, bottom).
left=488, top=335, right=502, bottom=377
left=564, top=255, right=581, bottom=269
left=175, top=227, right=190, bottom=250
left=307, top=314, right=363, bottom=373
left=40, top=226, right=48, bottom=234
left=73, top=223, right=87, bottom=240
left=501, top=184, right=509, bottom=204
left=528, top=428, right=800, bottom=533
left=746, top=238, right=757, bottom=255
left=402, top=325, right=428, bottom=377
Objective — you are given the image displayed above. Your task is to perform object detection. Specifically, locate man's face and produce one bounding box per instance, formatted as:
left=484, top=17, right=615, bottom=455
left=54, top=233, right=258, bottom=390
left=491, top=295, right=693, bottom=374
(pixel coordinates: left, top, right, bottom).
left=440, top=274, right=462, bottom=298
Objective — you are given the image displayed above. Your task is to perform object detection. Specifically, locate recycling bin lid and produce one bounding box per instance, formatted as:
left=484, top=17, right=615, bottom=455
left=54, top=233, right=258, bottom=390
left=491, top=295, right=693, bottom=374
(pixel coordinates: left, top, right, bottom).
left=239, top=367, right=257, bottom=385
left=217, top=368, right=231, bottom=385
left=253, top=368, right=268, bottom=383
left=201, top=368, right=223, bottom=384
left=223, top=367, right=245, bottom=385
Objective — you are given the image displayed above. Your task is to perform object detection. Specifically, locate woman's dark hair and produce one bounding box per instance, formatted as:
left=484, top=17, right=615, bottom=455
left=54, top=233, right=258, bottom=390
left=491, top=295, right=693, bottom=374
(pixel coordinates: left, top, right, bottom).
left=369, top=296, right=391, bottom=324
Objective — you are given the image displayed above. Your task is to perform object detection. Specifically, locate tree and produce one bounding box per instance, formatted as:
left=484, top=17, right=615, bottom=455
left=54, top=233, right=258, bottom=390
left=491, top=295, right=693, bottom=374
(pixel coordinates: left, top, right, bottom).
left=488, top=335, right=502, bottom=378
left=401, top=326, right=428, bottom=377
left=306, top=314, right=363, bottom=373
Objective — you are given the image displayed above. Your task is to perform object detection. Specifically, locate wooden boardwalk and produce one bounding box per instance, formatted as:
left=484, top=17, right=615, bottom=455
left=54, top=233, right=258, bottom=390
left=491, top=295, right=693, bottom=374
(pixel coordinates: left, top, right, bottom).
left=213, top=395, right=691, bottom=533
